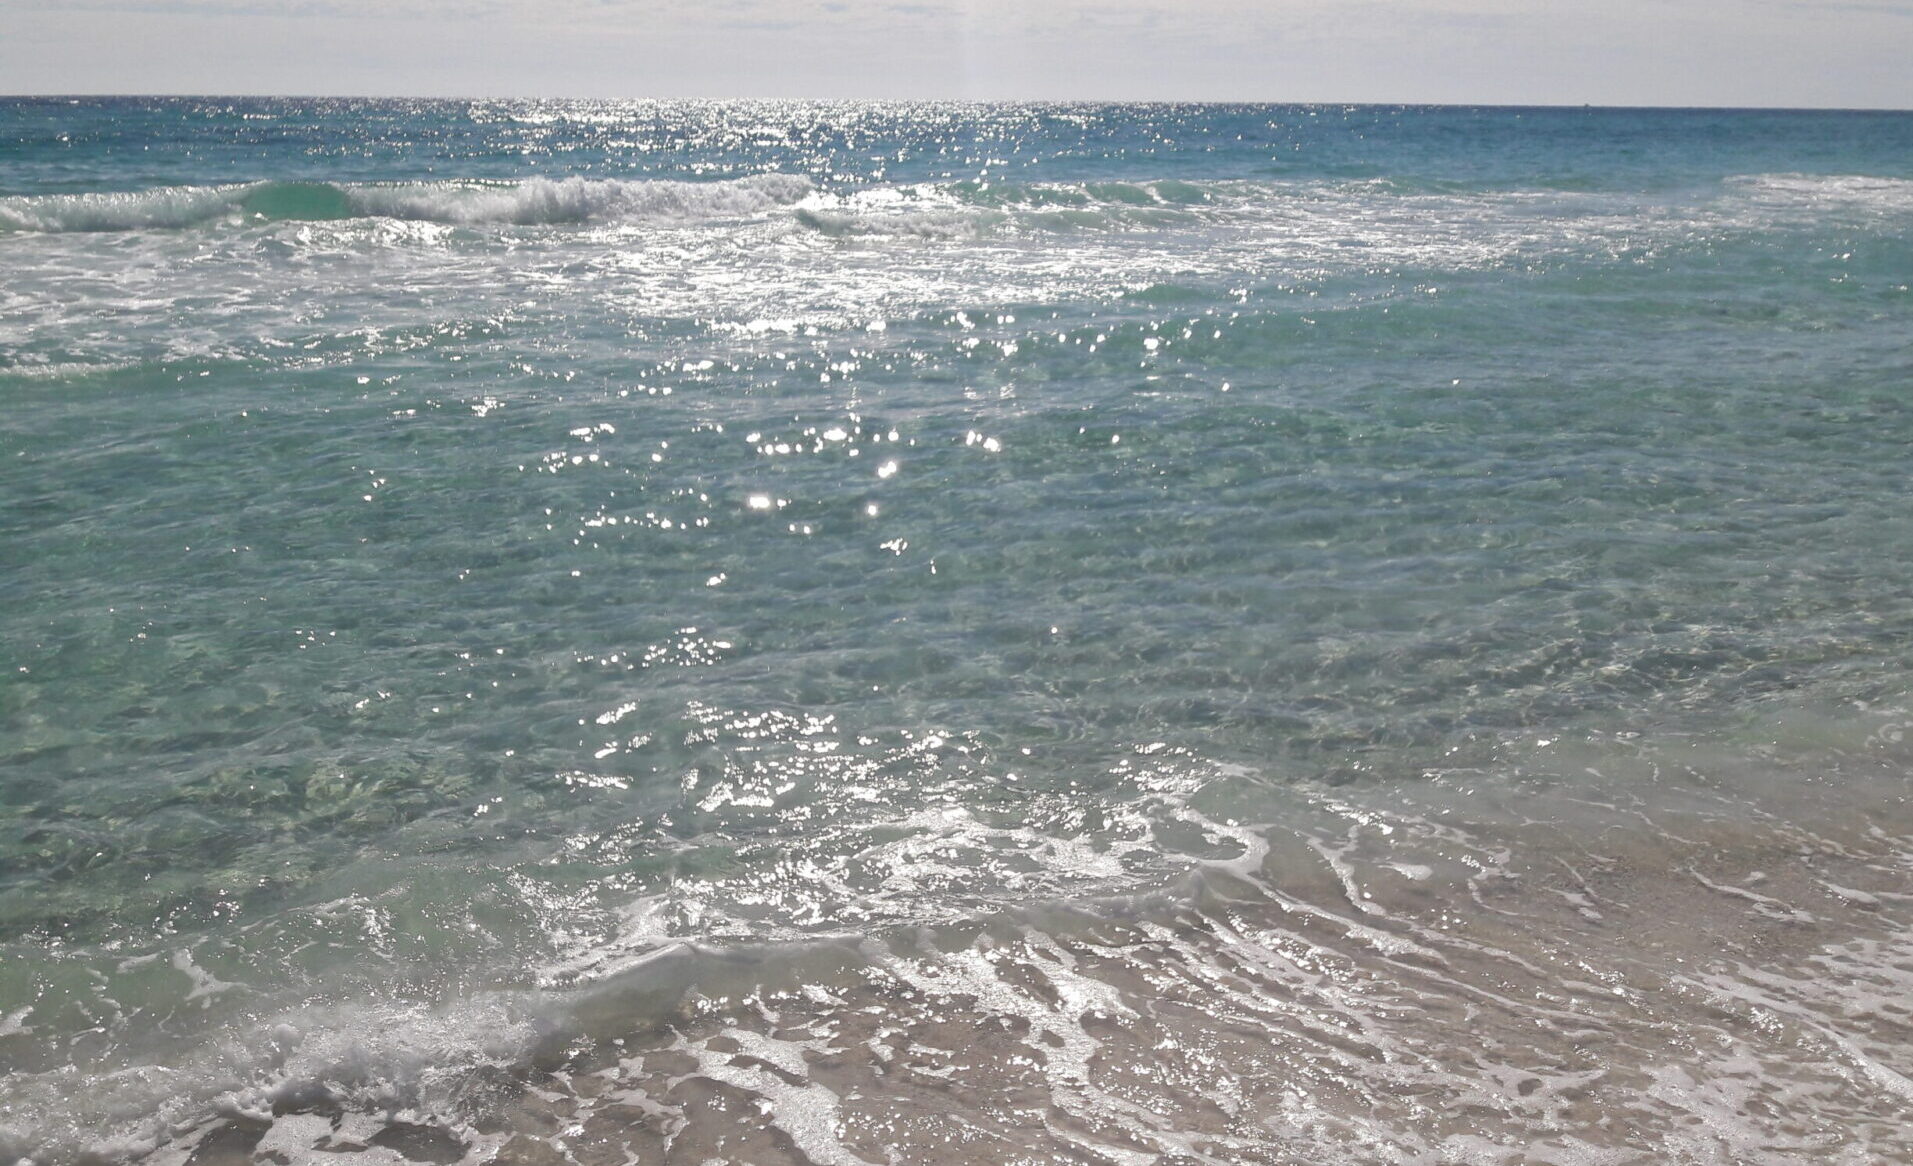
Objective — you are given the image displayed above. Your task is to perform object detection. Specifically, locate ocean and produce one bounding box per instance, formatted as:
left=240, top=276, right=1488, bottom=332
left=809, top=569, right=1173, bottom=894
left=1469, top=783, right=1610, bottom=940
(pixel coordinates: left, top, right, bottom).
left=2, top=99, right=1912, bottom=1165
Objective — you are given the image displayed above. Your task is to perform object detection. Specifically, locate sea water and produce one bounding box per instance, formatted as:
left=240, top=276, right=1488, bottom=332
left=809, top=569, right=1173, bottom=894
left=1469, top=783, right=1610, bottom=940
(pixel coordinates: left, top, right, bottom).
left=3, top=100, right=1912, bottom=1164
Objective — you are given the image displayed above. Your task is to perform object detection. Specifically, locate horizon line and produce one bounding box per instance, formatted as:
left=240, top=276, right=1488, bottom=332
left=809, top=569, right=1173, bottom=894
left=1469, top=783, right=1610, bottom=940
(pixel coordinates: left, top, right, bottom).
left=5, top=94, right=1913, bottom=114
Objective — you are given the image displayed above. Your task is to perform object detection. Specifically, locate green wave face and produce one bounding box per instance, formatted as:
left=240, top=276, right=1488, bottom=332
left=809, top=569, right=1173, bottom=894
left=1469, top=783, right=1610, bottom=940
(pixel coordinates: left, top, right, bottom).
left=236, top=181, right=358, bottom=221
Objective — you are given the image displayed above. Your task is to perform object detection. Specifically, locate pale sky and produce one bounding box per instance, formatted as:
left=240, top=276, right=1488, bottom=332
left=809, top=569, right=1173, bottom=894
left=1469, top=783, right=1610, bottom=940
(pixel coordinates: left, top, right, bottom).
left=1, top=0, right=1908, bottom=108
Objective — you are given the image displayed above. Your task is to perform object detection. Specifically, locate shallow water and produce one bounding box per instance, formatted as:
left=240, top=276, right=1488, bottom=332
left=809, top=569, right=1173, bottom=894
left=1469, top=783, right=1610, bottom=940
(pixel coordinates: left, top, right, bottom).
left=2, top=100, right=1912, bottom=1164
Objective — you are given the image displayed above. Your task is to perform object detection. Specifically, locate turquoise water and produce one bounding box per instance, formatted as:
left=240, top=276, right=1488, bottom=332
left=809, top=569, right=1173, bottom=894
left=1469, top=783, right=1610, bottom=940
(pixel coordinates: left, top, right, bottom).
left=4, top=101, right=1913, bottom=1164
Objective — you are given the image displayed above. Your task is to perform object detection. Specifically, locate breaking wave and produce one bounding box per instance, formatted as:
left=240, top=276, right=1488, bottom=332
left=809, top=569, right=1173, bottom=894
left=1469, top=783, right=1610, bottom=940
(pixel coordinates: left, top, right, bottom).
left=1725, top=171, right=1913, bottom=212
left=10, top=721, right=1912, bottom=1166
left=7, top=171, right=1910, bottom=242
left=0, top=174, right=817, bottom=233
left=0, top=175, right=1252, bottom=237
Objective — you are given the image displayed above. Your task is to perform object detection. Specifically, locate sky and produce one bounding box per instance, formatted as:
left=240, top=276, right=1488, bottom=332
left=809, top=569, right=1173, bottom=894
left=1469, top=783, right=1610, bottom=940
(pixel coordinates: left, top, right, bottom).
left=1, top=0, right=1909, bottom=108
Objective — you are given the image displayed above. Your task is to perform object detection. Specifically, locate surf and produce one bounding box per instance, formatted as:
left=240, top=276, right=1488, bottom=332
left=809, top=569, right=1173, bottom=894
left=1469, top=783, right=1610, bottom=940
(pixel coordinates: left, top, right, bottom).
left=0, top=173, right=817, bottom=233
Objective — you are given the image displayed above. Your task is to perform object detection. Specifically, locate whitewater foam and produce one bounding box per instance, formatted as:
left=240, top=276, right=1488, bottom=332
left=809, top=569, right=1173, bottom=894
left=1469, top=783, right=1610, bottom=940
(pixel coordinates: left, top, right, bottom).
left=98, top=745, right=1912, bottom=1166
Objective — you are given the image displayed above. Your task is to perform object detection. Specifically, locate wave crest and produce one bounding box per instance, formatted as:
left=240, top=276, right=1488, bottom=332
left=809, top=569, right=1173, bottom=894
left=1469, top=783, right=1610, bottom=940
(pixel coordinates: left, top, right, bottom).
left=1725, top=172, right=1913, bottom=212
left=0, top=173, right=816, bottom=233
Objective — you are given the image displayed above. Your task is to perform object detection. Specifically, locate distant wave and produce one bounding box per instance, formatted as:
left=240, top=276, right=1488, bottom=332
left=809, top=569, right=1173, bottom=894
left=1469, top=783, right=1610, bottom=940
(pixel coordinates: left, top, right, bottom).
left=8, top=171, right=1905, bottom=244
left=794, top=205, right=1003, bottom=239
left=1725, top=172, right=1913, bottom=212
left=788, top=178, right=1242, bottom=238
left=943, top=178, right=1217, bottom=209
left=0, top=173, right=816, bottom=232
